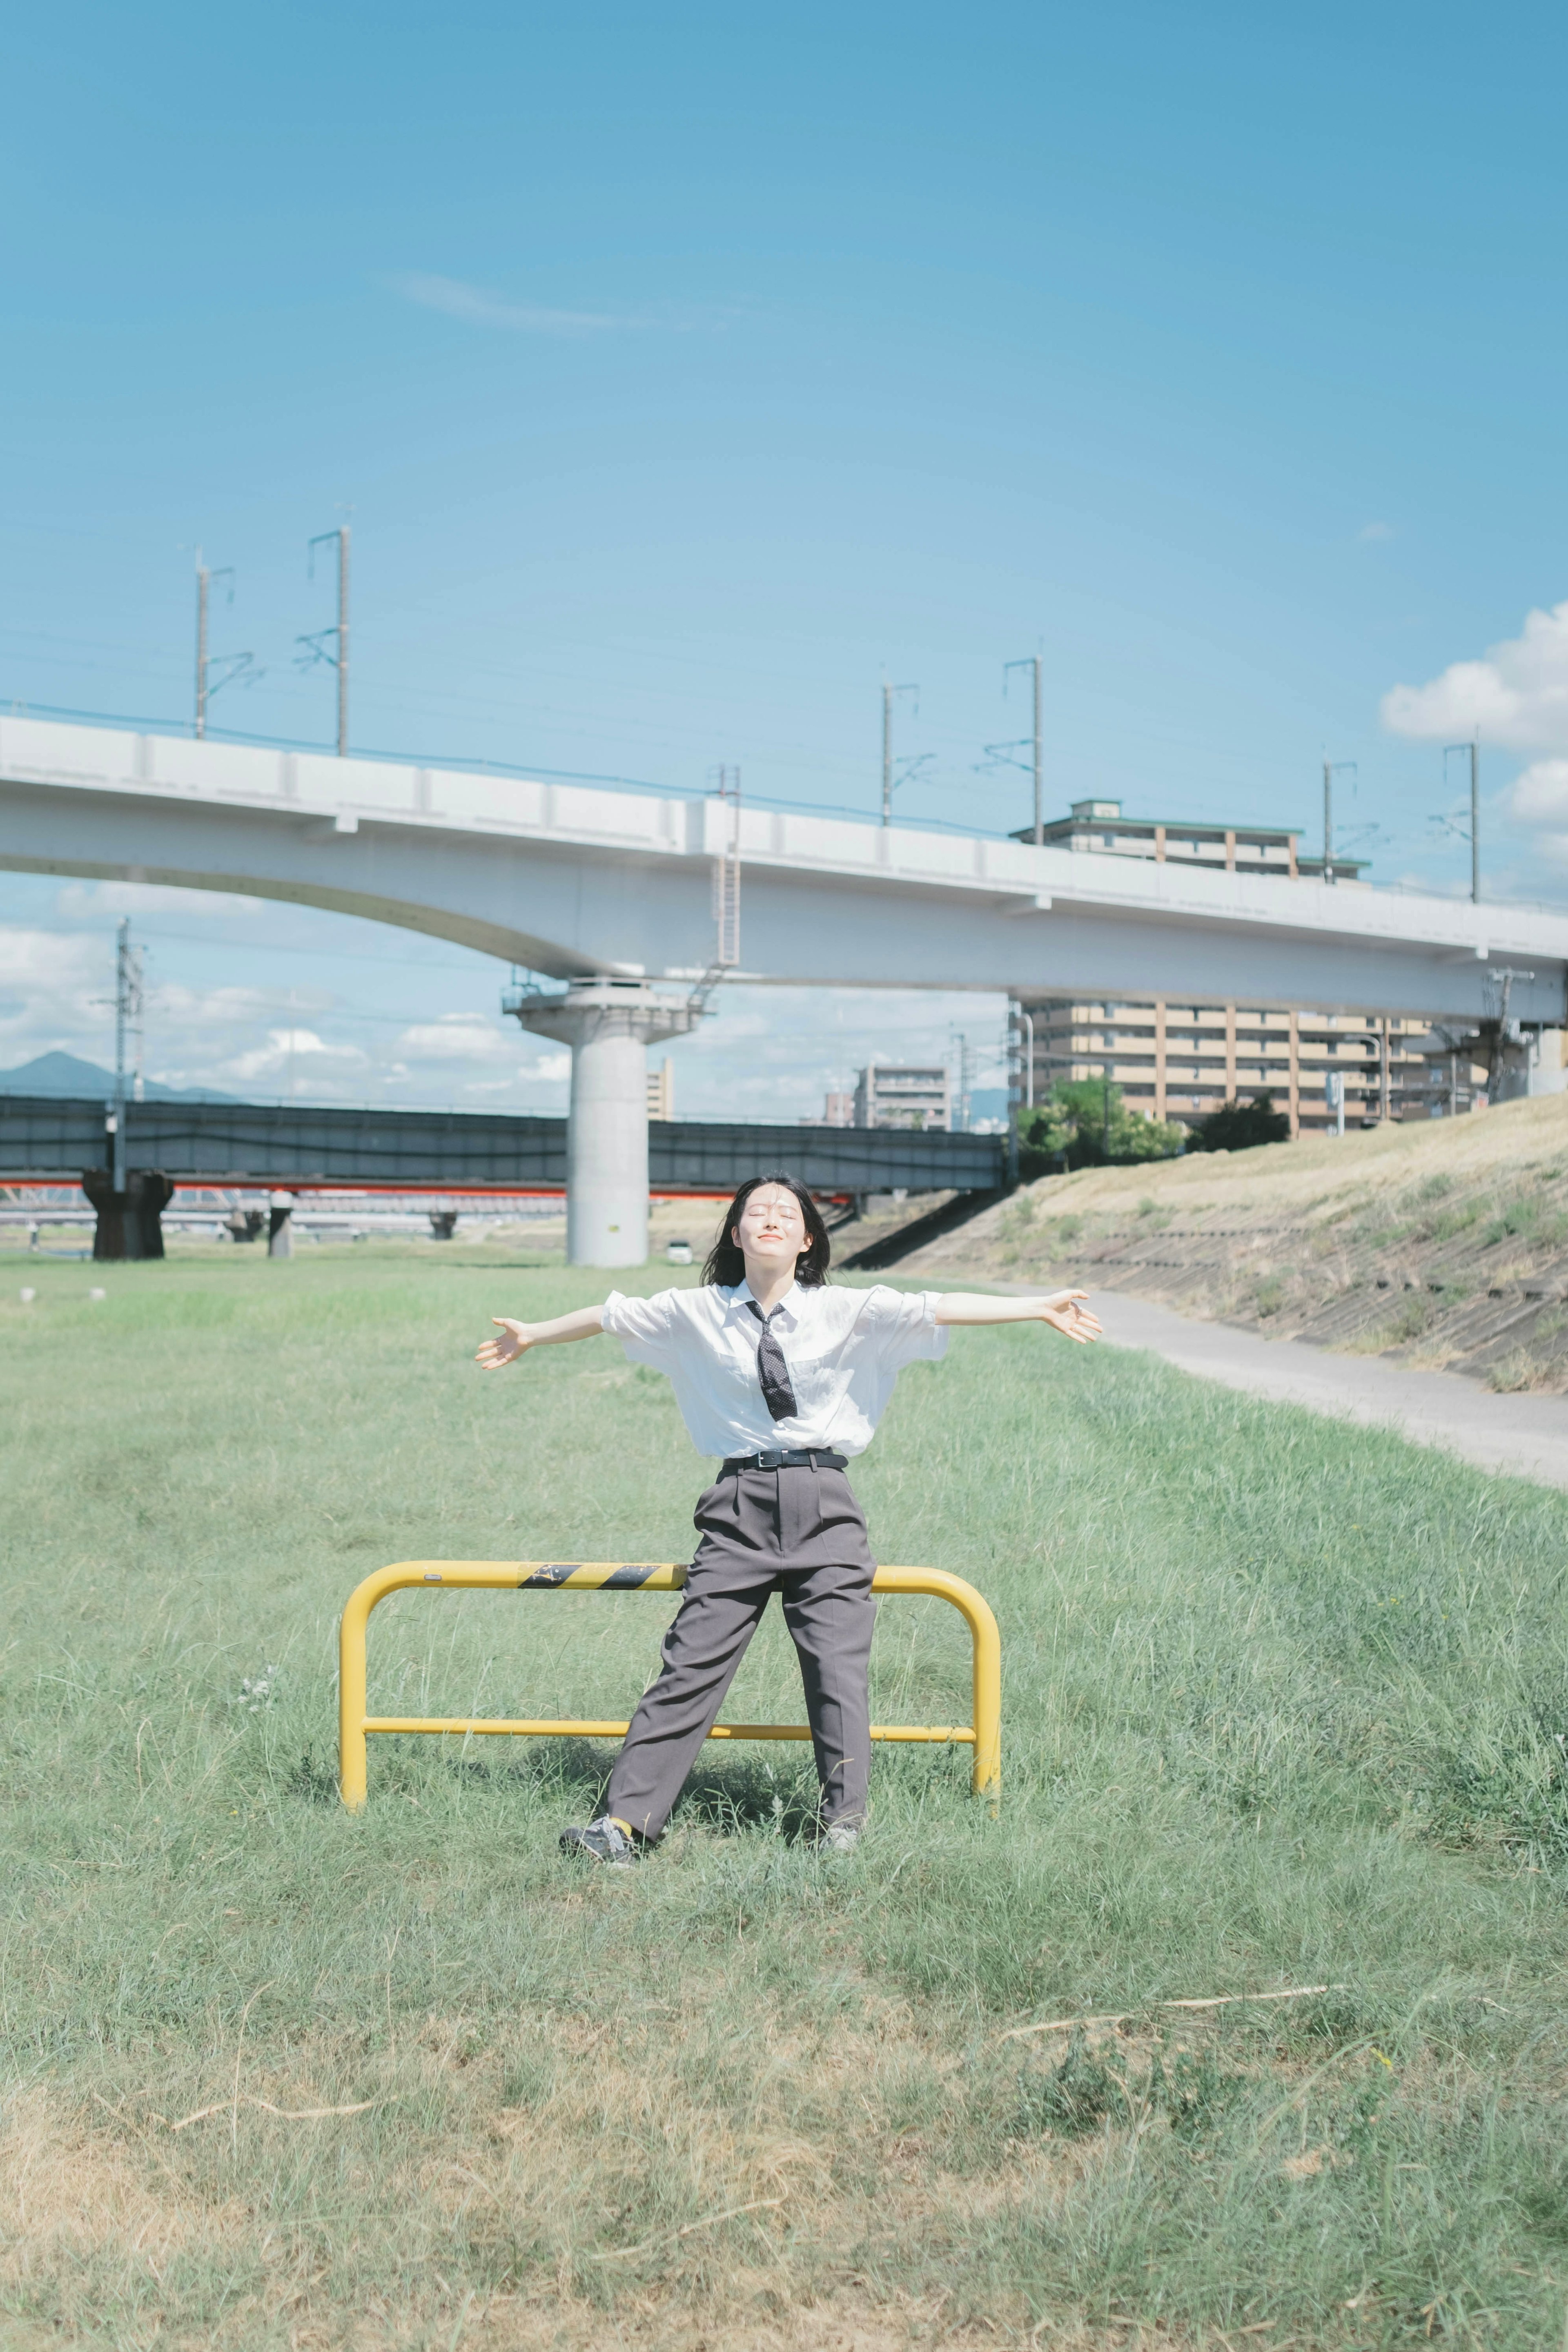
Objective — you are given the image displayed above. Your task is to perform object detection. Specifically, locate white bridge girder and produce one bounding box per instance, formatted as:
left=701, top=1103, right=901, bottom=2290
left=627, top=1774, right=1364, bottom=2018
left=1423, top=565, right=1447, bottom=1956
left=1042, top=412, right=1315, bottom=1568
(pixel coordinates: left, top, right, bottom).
left=2, top=717, right=1567, bottom=1025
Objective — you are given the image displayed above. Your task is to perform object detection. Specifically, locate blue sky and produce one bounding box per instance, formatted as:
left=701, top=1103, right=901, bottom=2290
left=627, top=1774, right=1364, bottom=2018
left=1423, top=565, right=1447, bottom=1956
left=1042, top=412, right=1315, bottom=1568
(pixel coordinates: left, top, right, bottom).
left=4, top=2, right=1567, bottom=1110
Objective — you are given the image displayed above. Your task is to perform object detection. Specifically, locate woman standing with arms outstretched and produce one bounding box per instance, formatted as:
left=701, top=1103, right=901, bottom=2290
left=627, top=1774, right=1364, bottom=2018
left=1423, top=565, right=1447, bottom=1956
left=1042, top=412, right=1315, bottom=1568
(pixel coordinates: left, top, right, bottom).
left=477, top=1172, right=1100, bottom=1864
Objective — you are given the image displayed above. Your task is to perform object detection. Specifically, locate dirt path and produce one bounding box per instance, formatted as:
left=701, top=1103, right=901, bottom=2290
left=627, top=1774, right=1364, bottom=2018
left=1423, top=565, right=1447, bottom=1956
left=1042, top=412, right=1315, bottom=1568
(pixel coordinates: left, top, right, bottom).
left=1085, top=1289, right=1568, bottom=1490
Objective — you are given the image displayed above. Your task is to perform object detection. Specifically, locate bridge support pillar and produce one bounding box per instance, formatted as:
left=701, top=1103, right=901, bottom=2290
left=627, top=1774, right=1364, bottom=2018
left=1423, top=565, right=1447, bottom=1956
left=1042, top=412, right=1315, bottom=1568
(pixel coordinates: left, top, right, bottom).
left=82, top=1168, right=174, bottom=1261
left=268, top=1191, right=295, bottom=1258
left=507, top=978, right=702, bottom=1267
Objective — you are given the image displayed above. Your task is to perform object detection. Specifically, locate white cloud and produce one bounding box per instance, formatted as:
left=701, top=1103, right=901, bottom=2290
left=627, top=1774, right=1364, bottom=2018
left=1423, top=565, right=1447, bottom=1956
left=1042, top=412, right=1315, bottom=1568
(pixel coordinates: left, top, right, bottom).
left=223, top=1029, right=369, bottom=1082
left=531, top=1051, right=571, bottom=1083
left=383, top=274, right=632, bottom=335
left=1357, top=521, right=1395, bottom=543
left=1382, top=600, right=1568, bottom=751
left=394, top=1015, right=513, bottom=1063
left=0, top=928, right=110, bottom=1060
left=0, top=928, right=102, bottom=997
left=1509, top=758, right=1568, bottom=823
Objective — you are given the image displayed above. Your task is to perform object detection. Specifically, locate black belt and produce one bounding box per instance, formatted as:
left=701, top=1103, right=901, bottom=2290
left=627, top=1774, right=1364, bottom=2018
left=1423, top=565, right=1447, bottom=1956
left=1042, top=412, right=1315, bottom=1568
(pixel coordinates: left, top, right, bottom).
left=721, top=1447, right=848, bottom=1474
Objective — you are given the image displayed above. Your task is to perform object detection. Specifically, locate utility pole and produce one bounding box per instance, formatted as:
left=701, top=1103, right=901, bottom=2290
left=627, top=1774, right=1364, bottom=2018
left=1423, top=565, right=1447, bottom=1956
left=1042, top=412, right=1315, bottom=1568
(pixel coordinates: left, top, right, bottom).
left=196, top=556, right=209, bottom=739
left=881, top=682, right=918, bottom=827
left=301, top=522, right=351, bottom=755
left=949, top=1031, right=974, bottom=1132
left=111, top=919, right=144, bottom=1192
left=194, top=552, right=236, bottom=738
left=1441, top=734, right=1481, bottom=903
left=1485, top=965, right=1536, bottom=1100
left=1321, top=759, right=1356, bottom=883
left=1004, top=657, right=1043, bottom=844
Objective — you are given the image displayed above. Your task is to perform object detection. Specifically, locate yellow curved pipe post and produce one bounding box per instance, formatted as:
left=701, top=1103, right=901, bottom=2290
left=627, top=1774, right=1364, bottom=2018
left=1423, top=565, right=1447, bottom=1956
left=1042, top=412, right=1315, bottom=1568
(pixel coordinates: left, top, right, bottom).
left=337, top=1559, right=1001, bottom=1812
left=876, top=1565, right=1002, bottom=1805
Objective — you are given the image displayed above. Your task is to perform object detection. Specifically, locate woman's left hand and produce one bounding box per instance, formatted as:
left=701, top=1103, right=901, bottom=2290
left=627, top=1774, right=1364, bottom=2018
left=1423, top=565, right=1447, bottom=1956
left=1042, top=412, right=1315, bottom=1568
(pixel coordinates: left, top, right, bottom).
left=1038, top=1291, right=1102, bottom=1344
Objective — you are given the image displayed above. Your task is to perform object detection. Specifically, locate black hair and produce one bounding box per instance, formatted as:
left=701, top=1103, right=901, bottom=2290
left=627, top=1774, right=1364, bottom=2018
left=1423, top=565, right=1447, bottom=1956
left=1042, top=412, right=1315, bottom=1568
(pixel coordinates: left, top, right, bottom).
left=702, top=1171, right=833, bottom=1290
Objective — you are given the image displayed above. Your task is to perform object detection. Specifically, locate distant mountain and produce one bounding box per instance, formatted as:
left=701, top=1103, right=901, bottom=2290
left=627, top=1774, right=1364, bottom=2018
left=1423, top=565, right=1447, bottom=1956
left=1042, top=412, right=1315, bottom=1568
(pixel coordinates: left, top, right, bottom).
left=0, top=1051, right=235, bottom=1103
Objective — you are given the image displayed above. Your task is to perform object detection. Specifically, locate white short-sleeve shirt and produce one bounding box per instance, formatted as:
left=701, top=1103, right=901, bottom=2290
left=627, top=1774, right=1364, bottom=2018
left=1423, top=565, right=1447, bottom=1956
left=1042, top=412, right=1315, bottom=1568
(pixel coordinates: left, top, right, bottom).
left=600, top=1280, right=948, bottom=1459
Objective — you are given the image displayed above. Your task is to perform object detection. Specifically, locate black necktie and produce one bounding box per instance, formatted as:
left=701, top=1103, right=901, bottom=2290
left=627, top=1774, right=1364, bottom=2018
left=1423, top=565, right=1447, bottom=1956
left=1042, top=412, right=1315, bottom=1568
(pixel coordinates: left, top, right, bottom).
left=746, top=1300, right=797, bottom=1422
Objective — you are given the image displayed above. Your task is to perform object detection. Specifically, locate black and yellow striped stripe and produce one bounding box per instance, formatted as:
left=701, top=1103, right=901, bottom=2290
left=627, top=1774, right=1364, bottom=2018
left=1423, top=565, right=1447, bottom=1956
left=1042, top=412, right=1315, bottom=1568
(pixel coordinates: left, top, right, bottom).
left=516, top=1563, right=687, bottom=1591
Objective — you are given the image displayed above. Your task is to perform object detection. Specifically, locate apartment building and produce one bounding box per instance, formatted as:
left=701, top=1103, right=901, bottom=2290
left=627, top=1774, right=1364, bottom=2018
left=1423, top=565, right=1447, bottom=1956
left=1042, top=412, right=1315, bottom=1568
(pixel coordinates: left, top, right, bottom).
left=1011, top=797, right=1368, bottom=882
left=646, top=1058, right=675, bottom=1121
left=1007, top=797, right=1417, bottom=1136
left=853, top=1062, right=951, bottom=1131
left=1016, top=1000, right=1428, bottom=1135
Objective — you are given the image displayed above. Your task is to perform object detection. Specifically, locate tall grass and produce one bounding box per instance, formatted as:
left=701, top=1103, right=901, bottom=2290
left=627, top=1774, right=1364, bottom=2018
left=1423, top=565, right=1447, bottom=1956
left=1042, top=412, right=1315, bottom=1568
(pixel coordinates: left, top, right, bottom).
left=3, top=1245, right=1568, bottom=2348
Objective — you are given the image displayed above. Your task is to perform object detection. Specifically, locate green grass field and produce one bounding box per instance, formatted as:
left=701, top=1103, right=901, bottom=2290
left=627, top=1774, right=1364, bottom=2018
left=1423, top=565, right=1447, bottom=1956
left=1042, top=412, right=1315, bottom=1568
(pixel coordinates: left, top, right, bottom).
left=4, top=1243, right=1568, bottom=2351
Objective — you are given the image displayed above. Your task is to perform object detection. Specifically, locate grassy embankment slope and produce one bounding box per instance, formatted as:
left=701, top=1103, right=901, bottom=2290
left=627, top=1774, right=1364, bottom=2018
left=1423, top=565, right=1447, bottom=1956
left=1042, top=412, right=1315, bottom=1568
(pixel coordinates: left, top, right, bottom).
left=4, top=1245, right=1568, bottom=2350
left=909, top=1093, right=1568, bottom=1392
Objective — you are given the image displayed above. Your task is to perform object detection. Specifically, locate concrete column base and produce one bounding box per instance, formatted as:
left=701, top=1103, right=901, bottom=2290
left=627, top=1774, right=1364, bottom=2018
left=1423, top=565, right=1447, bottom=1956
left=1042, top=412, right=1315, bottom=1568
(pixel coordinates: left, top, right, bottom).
left=507, top=978, right=703, bottom=1267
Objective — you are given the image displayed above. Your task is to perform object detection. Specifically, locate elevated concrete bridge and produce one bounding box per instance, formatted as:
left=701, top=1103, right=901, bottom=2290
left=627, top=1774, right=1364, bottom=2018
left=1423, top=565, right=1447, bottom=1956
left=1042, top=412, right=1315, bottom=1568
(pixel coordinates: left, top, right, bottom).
left=4, top=716, right=1564, bottom=1019
left=5, top=714, right=1566, bottom=1261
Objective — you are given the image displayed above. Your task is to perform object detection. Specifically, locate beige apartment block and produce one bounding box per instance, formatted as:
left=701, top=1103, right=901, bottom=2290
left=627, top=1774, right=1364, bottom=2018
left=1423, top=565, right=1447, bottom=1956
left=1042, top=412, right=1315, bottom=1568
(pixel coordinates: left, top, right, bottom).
left=646, top=1058, right=675, bottom=1121
left=1009, top=796, right=1368, bottom=883
left=1005, top=794, right=1430, bottom=1136
left=1022, top=999, right=1430, bottom=1137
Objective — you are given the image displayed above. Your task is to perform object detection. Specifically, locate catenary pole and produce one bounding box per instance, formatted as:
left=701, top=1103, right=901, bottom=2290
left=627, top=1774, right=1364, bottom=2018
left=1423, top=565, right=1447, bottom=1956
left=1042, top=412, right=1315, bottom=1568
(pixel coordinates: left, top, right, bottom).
left=1031, top=655, right=1042, bottom=845
left=113, top=918, right=128, bottom=1192
left=337, top=521, right=350, bottom=757
left=305, top=523, right=351, bottom=755
left=111, top=920, right=142, bottom=1190
left=1001, top=657, right=1044, bottom=843
left=1442, top=734, right=1481, bottom=903
left=195, top=557, right=209, bottom=739
left=880, top=681, right=918, bottom=826
left=192, top=554, right=242, bottom=736
left=1321, top=759, right=1356, bottom=884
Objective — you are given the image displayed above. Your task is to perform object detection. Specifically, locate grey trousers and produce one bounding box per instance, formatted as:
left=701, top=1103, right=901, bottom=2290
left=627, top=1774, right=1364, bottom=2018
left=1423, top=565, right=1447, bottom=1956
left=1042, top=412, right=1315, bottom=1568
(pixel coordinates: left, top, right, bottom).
left=605, top=1461, right=877, bottom=1841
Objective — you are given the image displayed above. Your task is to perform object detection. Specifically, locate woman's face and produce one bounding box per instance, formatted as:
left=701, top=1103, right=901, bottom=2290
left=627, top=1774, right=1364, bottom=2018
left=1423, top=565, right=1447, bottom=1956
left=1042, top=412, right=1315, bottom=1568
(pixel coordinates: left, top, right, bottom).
left=733, top=1184, right=807, bottom=1270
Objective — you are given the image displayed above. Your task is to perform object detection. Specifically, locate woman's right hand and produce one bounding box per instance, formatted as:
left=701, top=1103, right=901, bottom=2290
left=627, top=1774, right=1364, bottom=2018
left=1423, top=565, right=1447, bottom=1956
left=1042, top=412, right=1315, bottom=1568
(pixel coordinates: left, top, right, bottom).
left=475, top=1318, right=531, bottom=1370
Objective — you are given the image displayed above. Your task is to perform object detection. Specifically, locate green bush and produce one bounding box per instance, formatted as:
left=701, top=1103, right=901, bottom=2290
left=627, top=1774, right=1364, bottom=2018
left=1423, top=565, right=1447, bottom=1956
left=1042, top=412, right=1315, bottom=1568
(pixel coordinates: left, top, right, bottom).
left=1186, top=1092, right=1292, bottom=1153
left=1017, top=1079, right=1185, bottom=1175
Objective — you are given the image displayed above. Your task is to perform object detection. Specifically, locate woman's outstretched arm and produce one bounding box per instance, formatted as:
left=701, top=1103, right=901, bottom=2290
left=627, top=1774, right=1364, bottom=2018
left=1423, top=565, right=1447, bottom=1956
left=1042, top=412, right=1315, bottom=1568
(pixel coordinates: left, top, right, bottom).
left=475, top=1303, right=607, bottom=1370
left=933, top=1289, right=1102, bottom=1345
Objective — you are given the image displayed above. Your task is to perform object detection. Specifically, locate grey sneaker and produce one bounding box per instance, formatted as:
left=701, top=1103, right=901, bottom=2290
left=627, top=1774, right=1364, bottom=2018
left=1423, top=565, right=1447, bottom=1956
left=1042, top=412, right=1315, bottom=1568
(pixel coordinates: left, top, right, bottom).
left=815, top=1818, right=864, bottom=1854
left=559, top=1815, right=641, bottom=1868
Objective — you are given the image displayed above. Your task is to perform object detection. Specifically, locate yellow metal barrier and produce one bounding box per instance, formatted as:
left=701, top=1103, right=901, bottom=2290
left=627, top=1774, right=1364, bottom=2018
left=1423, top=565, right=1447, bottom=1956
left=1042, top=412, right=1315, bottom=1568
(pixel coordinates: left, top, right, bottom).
left=338, top=1560, right=1001, bottom=1812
